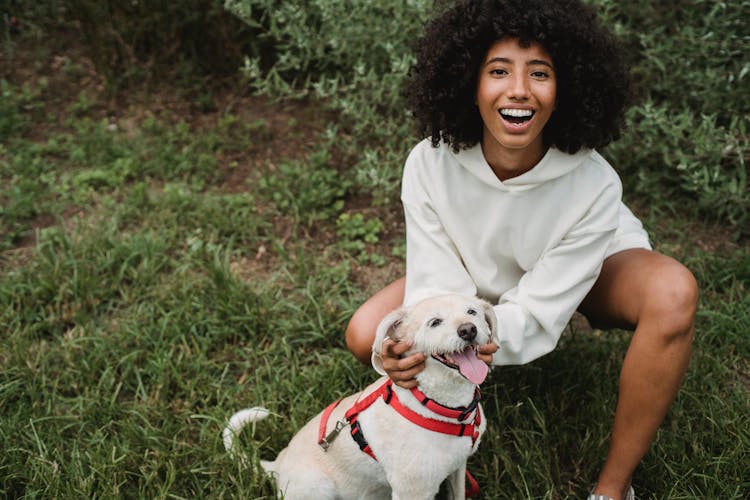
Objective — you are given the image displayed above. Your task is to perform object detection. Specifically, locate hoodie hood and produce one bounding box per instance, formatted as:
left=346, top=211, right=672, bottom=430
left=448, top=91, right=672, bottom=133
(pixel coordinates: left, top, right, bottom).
left=451, top=143, right=592, bottom=192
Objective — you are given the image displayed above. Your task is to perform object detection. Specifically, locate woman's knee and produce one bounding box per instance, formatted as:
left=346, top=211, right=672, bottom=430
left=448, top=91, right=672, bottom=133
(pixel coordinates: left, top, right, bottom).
left=345, top=308, right=377, bottom=364
left=345, top=277, right=406, bottom=365
left=641, top=257, right=699, bottom=339
left=583, top=250, right=698, bottom=336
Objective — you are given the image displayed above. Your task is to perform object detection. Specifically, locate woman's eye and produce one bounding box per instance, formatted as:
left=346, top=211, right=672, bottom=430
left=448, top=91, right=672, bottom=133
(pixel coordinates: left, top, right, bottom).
left=490, top=68, right=508, bottom=76
left=531, top=71, right=549, bottom=78
left=428, top=318, right=443, bottom=328
left=467, top=309, right=477, bottom=316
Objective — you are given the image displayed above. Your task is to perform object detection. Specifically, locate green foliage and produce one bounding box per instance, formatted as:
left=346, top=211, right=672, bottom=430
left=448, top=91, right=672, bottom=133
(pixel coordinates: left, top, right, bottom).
left=259, top=148, right=352, bottom=224
left=224, top=0, right=430, bottom=96
left=607, top=103, right=748, bottom=229
left=225, top=0, right=750, bottom=230
left=592, top=0, right=750, bottom=234
left=0, top=79, right=37, bottom=140
left=336, top=212, right=385, bottom=265
left=225, top=0, right=432, bottom=204
left=44, top=0, right=255, bottom=89
left=592, top=0, right=749, bottom=115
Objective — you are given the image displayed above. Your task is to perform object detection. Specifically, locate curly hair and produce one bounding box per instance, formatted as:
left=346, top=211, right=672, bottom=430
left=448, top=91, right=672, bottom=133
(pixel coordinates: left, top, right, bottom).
left=406, top=0, right=632, bottom=154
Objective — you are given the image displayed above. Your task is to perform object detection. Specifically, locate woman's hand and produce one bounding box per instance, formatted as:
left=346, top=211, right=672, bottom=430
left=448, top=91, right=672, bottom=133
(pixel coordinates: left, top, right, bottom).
left=476, top=342, right=499, bottom=365
left=379, top=338, right=425, bottom=389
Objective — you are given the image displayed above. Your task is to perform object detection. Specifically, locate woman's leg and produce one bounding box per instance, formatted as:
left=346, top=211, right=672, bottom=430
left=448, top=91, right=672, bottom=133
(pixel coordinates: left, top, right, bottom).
left=579, top=249, right=698, bottom=500
left=345, top=277, right=406, bottom=364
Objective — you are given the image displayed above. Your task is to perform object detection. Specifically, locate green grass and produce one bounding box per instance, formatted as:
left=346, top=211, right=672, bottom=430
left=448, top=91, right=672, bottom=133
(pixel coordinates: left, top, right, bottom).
left=2, top=7, right=749, bottom=499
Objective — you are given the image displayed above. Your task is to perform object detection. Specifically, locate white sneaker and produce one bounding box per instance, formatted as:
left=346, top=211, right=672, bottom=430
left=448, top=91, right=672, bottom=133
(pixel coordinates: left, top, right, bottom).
left=588, top=485, right=635, bottom=500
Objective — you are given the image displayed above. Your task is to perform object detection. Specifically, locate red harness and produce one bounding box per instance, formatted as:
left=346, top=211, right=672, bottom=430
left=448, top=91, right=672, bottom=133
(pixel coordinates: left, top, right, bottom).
left=317, top=380, right=482, bottom=497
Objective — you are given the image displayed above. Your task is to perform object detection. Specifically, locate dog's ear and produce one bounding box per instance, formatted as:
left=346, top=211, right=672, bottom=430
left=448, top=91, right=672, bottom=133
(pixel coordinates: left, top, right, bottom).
left=372, top=307, right=406, bottom=355
left=371, top=307, right=407, bottom=375
left=479, top=299, right=499, bottom=342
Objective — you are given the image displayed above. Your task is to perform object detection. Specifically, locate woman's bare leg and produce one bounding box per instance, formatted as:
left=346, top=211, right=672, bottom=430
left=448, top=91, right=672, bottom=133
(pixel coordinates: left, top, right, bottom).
left=345, top=277, right=406, bottom=364
left=579, top=249, right=698, bottom=499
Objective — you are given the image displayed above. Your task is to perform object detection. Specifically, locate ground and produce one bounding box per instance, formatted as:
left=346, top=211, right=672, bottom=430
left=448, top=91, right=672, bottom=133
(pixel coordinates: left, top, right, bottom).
left=1, top=28, right=406, bottom=292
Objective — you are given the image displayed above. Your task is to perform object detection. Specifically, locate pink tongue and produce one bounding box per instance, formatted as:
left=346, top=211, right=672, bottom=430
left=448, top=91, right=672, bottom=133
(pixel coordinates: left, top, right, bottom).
left=451, top=349, right=489, bottom=385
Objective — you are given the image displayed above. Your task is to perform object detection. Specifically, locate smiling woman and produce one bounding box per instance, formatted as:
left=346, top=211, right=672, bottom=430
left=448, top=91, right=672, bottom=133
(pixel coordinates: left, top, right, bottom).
left=345, top=2, right=698, bottom=500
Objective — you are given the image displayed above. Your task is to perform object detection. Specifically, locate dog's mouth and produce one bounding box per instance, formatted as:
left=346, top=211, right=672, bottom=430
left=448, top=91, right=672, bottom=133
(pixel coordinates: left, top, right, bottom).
left=432, top=346, right=489, bottom=385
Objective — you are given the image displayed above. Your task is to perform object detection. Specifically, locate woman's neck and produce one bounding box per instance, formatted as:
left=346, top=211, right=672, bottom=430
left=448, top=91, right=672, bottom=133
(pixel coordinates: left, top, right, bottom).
left=481, top=139, right=547, bottom=182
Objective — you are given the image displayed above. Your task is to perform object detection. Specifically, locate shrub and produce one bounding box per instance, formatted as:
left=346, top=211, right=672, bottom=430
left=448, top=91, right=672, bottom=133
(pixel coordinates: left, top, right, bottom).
left=259, top=148, right=353, bottom=225
left=42, top=0, right=256, bottom=89
left=225, top=0, right=433, bottom=204
left=593, top=0, right=749, bottom=233
left=227, top=0, right=749, bottom=233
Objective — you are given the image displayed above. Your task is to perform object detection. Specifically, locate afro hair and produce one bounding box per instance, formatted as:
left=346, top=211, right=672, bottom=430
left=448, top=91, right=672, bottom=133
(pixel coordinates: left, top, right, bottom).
left=406, top=0, right=632, bottom=154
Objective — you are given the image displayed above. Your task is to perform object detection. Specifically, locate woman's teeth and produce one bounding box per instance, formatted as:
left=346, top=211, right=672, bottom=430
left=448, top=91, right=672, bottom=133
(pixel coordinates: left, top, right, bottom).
left=500, top=108, right=534, bottom=124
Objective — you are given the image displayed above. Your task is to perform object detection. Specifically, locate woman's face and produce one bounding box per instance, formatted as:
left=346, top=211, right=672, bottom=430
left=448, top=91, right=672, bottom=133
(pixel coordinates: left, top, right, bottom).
left=475, top=37, right=557, bottom=178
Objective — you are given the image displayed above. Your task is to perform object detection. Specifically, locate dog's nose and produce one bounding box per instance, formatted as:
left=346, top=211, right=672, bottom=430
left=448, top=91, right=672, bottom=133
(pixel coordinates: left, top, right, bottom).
left=457, top=323, right=477, bottom=341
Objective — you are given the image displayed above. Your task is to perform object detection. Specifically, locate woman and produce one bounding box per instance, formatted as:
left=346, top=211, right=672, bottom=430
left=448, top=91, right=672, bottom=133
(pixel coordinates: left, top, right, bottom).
left=346, top=1, right=698, bottom=498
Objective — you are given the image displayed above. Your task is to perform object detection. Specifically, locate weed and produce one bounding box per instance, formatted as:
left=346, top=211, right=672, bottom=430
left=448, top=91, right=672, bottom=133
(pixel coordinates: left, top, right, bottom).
left=336, top=212, right=386, bottom=265
left=259, top=148, right=352, bottom=225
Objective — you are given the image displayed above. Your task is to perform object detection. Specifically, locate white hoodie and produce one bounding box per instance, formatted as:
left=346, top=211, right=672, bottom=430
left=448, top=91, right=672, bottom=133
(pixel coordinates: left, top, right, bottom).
left=401, top=139, right=648, bottom=365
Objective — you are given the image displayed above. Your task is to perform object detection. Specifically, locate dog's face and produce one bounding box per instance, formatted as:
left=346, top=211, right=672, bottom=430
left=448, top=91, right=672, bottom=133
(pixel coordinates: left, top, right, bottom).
left=373, top=295, right=498, bottom=385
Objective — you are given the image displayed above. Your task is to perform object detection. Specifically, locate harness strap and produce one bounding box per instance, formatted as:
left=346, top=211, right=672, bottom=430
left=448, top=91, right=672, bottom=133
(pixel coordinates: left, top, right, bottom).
left=349, top=419, right=377, bottom=460
left=317, top=398, right=343, bottom=449
left=465, top=470, right=480, bottom=498
left=345, top=382, right=390, bottom=422
left=409, top=385, right=481, bottom=422
left=387, top=385, right=478, bottom=442
left=341, top=382, right=391, bottom=461
left=317, top=379, right=483, bottom=495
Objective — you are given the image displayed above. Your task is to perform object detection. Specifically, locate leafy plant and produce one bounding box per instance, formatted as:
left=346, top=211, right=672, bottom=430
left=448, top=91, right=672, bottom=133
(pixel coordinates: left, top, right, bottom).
left=0, top=79, right=35, bottom=141
left=336, top=212, right=385, bottom=265
left=57, top=0, right=255, bottom=89
left=259, top=148, right=352, bottom=224
left=607, top=102, right=748, bottom=231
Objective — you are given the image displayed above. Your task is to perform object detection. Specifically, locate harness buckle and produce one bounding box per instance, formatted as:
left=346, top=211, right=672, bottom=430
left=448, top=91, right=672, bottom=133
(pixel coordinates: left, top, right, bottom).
left=319, top=419, right=347, bottom=451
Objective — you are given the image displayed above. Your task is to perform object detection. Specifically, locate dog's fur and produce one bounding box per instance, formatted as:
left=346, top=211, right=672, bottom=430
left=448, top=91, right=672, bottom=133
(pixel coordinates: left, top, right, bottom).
left=223, top=294, right=498, bottom=499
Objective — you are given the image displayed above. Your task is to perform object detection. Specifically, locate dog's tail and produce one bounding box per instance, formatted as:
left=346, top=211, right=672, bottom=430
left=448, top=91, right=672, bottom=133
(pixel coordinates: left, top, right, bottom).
left=222, top=407, right=270, bottom=459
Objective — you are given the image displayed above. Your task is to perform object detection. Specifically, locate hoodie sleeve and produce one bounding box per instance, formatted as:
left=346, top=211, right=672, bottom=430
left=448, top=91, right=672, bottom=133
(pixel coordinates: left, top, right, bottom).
left=490, top=191, right=618, bottom=365
left=402, top=198, right=478, bottom=305
left=401, top=144, right=478, bottom=306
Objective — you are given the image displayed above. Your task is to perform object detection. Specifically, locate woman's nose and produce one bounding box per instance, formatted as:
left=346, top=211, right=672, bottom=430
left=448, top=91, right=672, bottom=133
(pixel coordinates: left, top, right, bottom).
left=507, top=73, right=530, bottom=99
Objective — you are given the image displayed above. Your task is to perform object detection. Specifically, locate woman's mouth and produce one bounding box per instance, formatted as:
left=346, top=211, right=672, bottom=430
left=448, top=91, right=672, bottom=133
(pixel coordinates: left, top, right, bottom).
left=499, top=108, right=535, bottom=125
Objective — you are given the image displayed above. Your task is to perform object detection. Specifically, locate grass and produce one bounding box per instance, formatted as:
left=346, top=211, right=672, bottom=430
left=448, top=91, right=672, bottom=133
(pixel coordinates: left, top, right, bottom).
left=2, top=20, right=749, bottom=500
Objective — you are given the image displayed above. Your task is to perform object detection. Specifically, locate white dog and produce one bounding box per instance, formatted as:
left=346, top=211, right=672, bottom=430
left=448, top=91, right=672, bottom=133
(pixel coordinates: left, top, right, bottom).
left=223, top=294, right=498, bottom=499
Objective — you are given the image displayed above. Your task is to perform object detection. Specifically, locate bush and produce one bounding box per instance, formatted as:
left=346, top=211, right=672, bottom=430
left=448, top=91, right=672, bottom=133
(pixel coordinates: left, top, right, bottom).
left=32, top=0, right=256, bottom=89
left=226, top=0, right=749, bottom=234
left=607, top=103, right=749, bottom=230
left=593, top=0, right=750, bottom=234
left=224, top=0, right=433, bottom=203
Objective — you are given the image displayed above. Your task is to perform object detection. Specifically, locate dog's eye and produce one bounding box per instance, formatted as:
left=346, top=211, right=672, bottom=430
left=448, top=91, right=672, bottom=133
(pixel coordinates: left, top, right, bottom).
left=467, top=308, right=477, bottom=316
left=428, top=318, right=443, bottom=328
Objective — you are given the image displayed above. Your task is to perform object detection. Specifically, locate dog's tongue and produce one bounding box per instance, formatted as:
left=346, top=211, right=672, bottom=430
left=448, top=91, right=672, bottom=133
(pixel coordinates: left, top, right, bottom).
left=451, top=348, right=489, bottom=384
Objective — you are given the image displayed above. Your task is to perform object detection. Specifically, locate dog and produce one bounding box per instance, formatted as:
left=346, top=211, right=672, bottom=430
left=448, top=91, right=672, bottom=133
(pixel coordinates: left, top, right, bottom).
left=223, top=294, right=498, bottom=499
